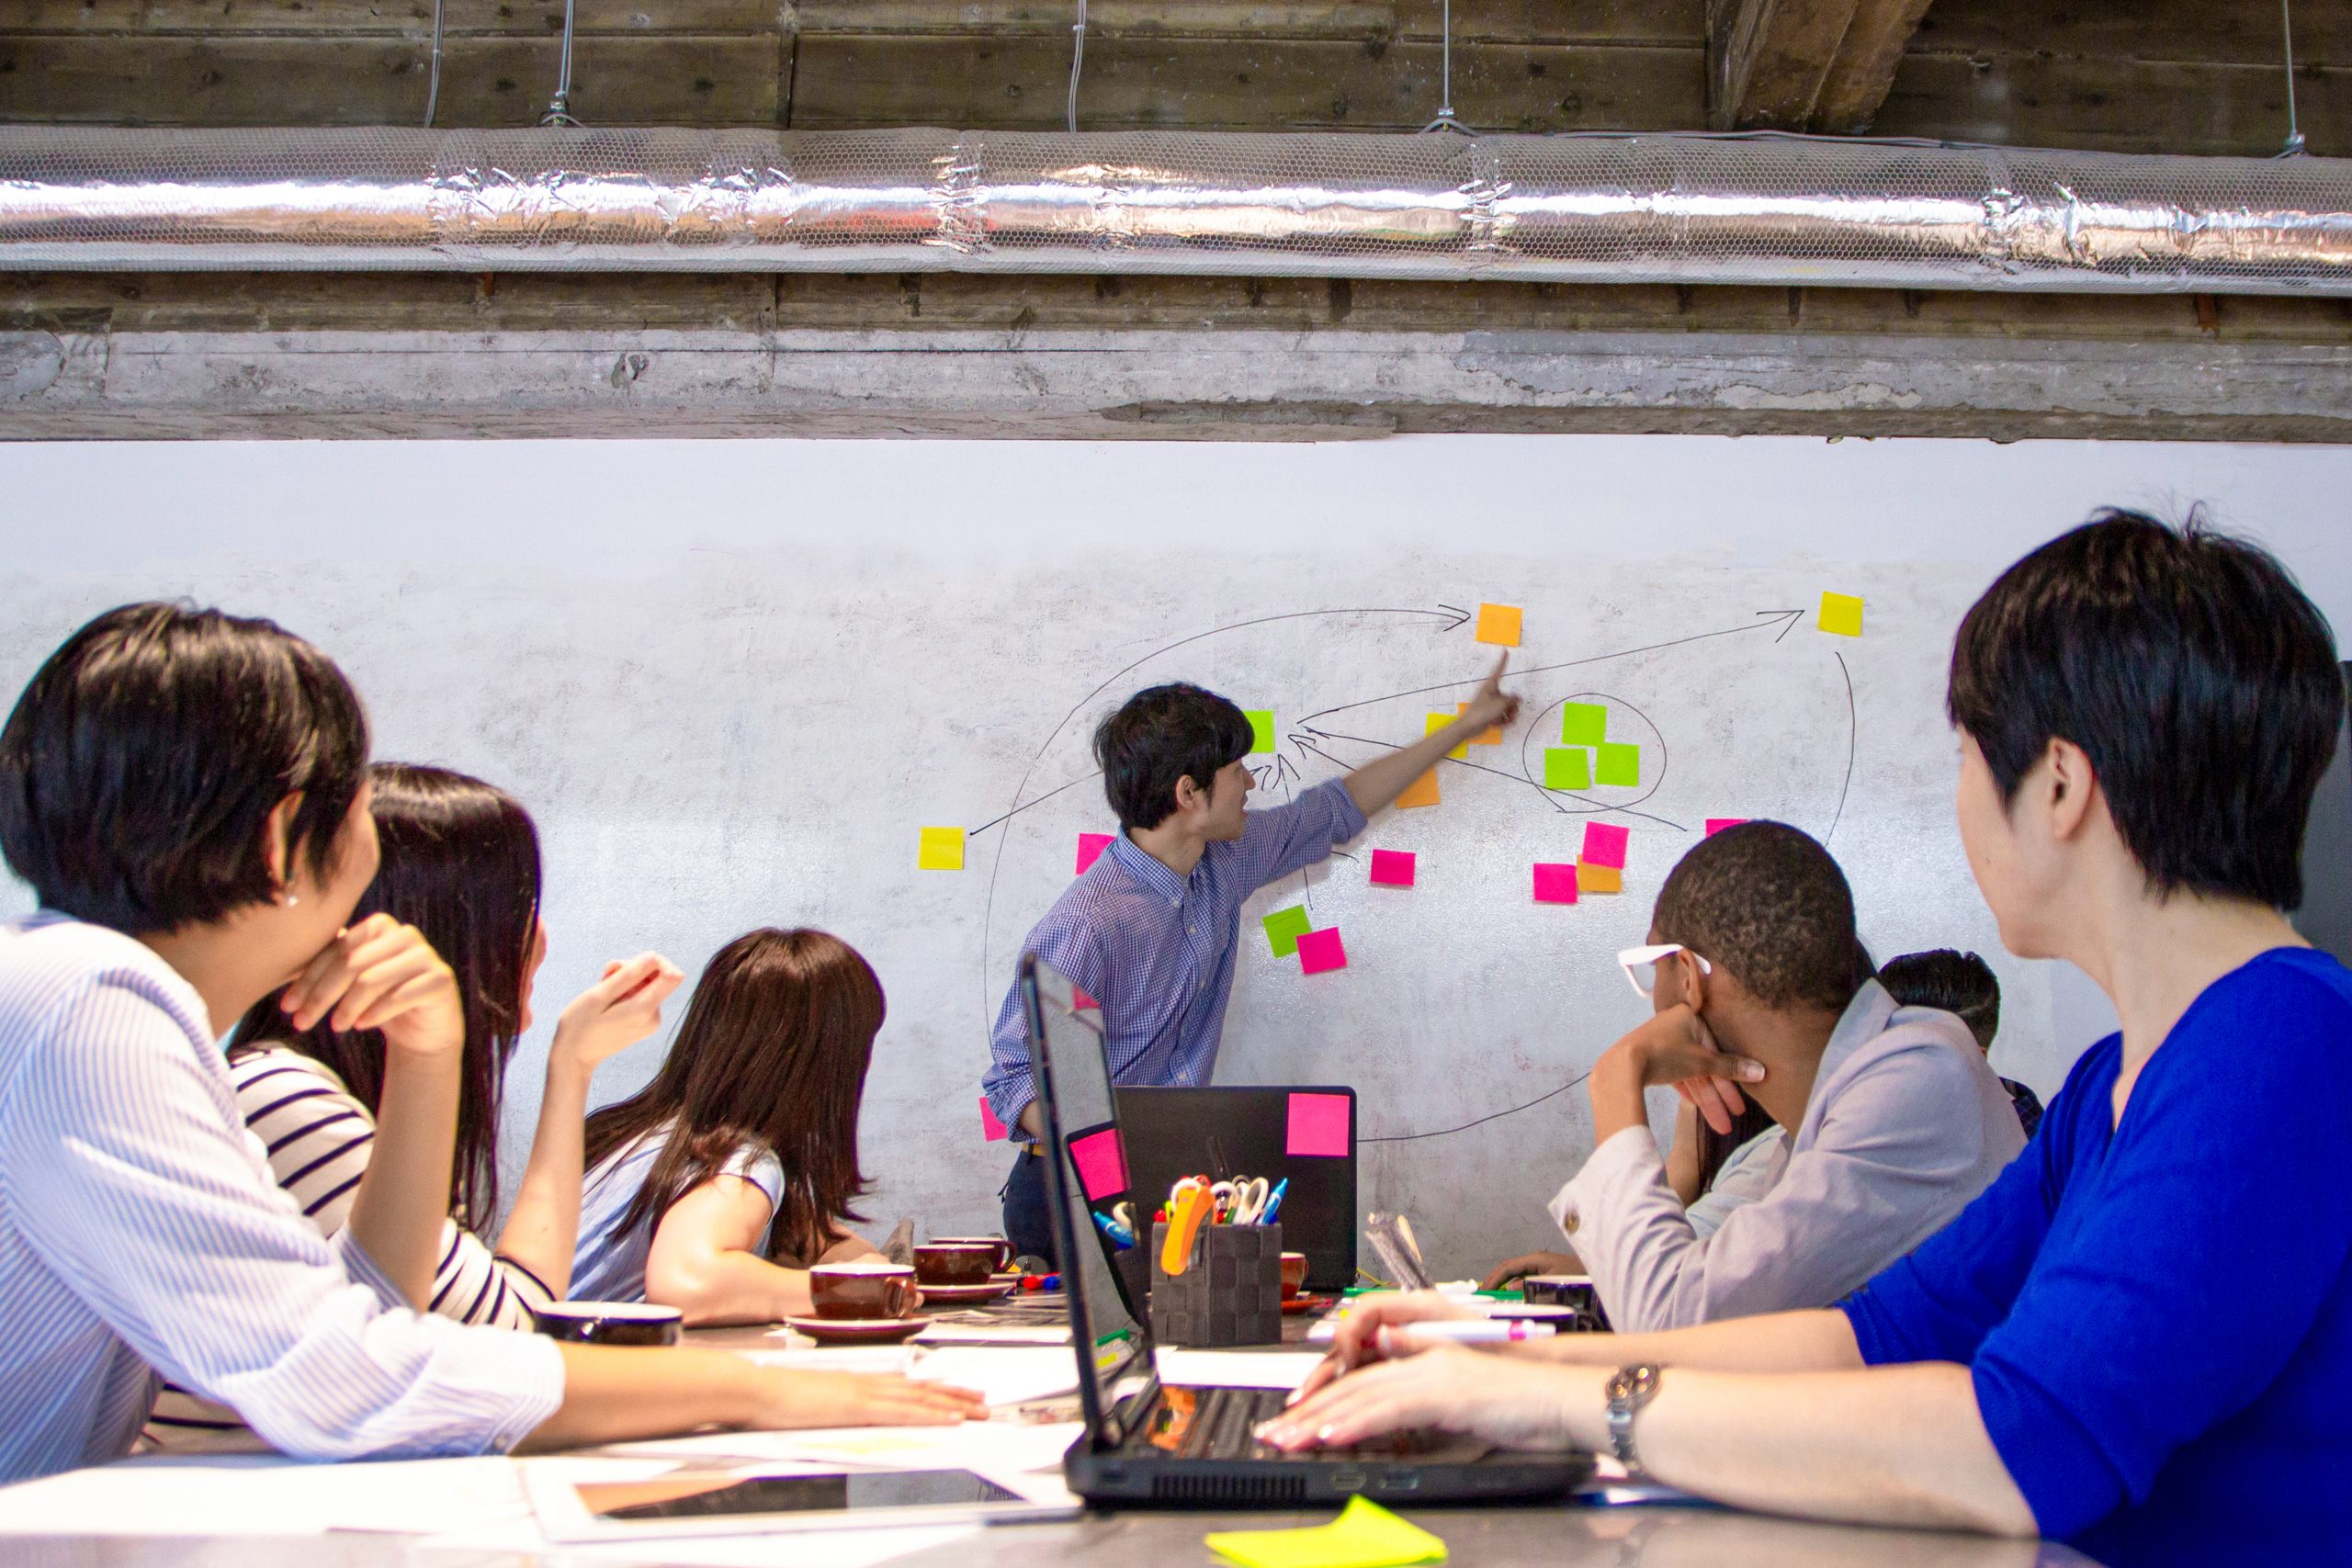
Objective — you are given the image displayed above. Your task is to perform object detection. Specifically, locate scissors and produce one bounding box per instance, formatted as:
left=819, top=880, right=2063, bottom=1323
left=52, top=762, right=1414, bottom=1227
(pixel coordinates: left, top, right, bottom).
left=1212, top=1177, right=1271, bottom=1225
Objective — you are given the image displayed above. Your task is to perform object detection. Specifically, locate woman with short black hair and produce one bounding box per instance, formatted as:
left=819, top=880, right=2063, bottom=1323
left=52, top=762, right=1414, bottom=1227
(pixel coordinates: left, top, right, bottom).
left=1269, top=512, right=2352, bottom=1566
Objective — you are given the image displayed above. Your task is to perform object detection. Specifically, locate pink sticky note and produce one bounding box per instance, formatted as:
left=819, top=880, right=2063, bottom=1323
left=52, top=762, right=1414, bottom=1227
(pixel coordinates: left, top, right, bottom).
left=1075, top=832, right=1114, bottom=875
left=1286, top=1092, right=1352, bottom=1158
left=1705, top=818, right=1747, bottom=837
left=1072, top=985, right=1099, bottom=1011
left=1532, top=863, right=1580, bottom=904
left=1580, top=822, right=1630, bottom=870
left=1068, top=1127, right=1129, bottom=1201
left=1368, top=849, right=1417, bottom=887
left=978, top=1096, right=1008, bottom=1143
left=1296, top=926, right=1349, bottom=976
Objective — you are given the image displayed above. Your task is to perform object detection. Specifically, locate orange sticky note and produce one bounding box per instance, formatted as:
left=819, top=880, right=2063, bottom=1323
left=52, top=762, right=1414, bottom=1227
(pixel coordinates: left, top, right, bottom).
left=1475, top=604, right=1523, bottom=647
left=1577, top=859, right=1623, bottom=895
left=1425, top=712, right=1467, bottom=761
left=1396, top=768, right=1441, bottom=809
left=1455, top=701, right=1502, bottom=745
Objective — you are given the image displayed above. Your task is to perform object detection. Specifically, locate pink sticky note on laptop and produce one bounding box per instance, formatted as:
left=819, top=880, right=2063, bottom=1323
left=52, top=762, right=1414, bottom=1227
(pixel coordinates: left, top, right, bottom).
left=1286, top=1092, right=1351, bottom=1158
left=978, top=1096, right=1008, bottom=1142
left=1295, top=926, right=1348, bottom=975
left=1075, top=832, right=1114, bottom=874
left=1368, top=849, right=1416, bottom=887
left=1532, top=863, right=1579, bottom=904
left=1705, top=818, right=1747, bottom=836
left=1069, top=1127, right=1129, bottom=1201
left=1579, top=822, right=1629, bottom=870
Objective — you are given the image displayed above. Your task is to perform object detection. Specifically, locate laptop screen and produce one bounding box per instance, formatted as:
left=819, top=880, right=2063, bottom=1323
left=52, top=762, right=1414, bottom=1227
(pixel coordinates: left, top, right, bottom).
left=1019, top=955, right=1146, bottom=1429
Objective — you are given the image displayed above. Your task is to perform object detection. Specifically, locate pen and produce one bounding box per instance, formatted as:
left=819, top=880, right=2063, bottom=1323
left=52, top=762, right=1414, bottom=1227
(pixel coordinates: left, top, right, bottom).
left=1261, top=1179, right=1289, bottom=1224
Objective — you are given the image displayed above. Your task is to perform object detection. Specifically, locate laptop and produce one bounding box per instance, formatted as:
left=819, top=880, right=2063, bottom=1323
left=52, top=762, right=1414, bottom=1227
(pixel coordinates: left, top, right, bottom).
left=1017, top=954, right=1593, bottom=1508
left=1114, top=1085, right=1358, bottom=1292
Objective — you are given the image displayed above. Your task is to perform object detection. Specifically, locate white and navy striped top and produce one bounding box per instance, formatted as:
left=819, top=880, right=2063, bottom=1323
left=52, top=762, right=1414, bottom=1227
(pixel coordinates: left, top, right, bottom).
left=0, top=913, right=563, bottom=1482
left=141, top=1048, right=558, bottom=1448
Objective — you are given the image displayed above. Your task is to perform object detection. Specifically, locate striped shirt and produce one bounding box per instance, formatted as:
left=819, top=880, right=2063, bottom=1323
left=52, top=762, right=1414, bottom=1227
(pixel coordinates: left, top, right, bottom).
left=142, top=1048, right=557, bottom=1449
left=981, top=779, right=1367, bottom=1129
left=0, top=913, right=563, bottom=1482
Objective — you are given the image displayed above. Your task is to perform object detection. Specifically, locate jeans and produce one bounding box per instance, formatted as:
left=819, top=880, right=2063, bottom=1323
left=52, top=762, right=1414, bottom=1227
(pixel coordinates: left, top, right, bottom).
left=1000, top=1148, right=1061, bottom=1271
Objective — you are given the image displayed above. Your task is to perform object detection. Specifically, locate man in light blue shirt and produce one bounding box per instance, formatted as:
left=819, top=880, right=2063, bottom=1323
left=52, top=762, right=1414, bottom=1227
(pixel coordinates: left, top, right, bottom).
left=986, top=660, right=1520, bottom=1260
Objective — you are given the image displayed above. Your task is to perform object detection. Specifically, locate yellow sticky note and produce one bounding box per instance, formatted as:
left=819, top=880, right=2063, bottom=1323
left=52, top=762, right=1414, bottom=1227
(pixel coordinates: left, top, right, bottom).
left=1206, top=1496, right=1448, bottom=1568
left=1819, top=591, right=1864, bottom=637
left=916, top=826, right=965, bottom=870
left=1454, top=701, right=1501, bottom=745
left=1577, top=859, right=1623, bottom=895
left=1425, top=711, right=1467, bottom=761
left=1396, top=768, right=1441, bottom=809
left=1474, top=603, right=1522, bottom=648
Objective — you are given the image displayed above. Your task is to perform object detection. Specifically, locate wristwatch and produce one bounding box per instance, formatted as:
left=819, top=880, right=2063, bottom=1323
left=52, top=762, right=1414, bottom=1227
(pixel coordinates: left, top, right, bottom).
left=1604, top=1364, right=1664, bottom=1475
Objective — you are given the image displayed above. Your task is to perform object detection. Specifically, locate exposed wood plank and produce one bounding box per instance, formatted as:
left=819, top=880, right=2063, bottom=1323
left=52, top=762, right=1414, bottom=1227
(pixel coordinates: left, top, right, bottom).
left=1813, top=0, right=1932, bottom=130
left=1706, top=0, right=1932, bottom=130
left=1877, top=51, right=2352, bottom=156
left=1914, top=0, right=2352, bottom=67
left=6, top=1, right=785, bottom=37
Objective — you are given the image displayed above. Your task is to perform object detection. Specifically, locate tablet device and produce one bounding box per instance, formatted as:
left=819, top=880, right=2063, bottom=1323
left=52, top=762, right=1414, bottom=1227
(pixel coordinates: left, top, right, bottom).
left=526, top=1464, right=1073, bottom=1541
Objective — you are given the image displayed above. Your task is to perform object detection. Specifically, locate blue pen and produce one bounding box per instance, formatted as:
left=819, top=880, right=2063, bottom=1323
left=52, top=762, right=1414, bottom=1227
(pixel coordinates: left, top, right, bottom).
left=1091, top=1210, right=1135, bottom=1249
left=1261, top=1179, right=1290, bottom=1224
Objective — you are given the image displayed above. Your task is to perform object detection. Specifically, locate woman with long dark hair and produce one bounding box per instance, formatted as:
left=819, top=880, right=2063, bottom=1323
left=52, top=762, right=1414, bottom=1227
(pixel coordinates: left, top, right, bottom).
left=573, top=927, right=888, bottom=1325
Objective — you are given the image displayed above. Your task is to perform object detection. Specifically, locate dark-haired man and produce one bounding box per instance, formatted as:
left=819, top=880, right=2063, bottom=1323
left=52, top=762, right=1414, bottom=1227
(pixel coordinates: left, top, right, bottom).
left=1512, top=822, right=2025, bottom=1333
left=1878, top=948, right=2043, bottom=1138
left=984, top=659, right=1519, bottom=1261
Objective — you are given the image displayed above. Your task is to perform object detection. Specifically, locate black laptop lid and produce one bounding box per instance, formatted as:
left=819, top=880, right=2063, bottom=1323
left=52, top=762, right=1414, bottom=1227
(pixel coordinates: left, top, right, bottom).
left=1018, top=955, right=1147, bottom=1438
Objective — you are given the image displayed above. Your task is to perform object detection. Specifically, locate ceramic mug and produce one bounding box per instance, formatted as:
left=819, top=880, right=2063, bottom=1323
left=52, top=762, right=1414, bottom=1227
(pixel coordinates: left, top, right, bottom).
left=928, top=1235, right=1014, bottom=1272
left=810, top=1261, right=918, bottom=1320
left=1280, top=1252, right=1309, bottom=1300
left=533, top=1301, right=684, bottom=1347
left=913, top=1242, right=1000, bottom=1287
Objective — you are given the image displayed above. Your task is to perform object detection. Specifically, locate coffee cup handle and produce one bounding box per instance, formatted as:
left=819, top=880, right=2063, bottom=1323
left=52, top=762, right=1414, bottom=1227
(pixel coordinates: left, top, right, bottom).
left=884, top=1277, right=910, bottom=1317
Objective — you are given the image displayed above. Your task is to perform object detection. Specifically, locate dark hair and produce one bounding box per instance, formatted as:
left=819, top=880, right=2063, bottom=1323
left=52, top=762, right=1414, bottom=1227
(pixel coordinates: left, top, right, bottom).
left=1694, top=1100, right=1778, bottom=1198
left=1094, top=683, right=1254, bottom=833
left=1949, top=508, right=2344, bottom=908
left=1652, top=820, right=1871, bottom=1015
left=0, top=603, right=369, bottom=934
left=1878, top=949, right=2001, bottom=1051
left=582, top=928, right=882, bottom=1265
left=228, top=764, right=541, bottom=1230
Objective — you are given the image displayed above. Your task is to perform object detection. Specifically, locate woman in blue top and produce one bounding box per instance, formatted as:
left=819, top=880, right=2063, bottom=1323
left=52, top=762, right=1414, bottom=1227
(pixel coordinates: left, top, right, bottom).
left=1265, top=510, right=2352, bottom=1566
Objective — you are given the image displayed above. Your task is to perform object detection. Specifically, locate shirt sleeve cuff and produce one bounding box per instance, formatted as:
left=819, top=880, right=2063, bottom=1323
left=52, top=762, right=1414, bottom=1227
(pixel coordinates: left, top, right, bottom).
left=1547, top=1125, right=1662, bottom=1243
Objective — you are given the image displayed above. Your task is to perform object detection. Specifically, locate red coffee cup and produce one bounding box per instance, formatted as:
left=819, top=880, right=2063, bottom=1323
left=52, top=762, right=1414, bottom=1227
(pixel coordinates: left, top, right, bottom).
left=810, top=1262, right=917, bottom=1320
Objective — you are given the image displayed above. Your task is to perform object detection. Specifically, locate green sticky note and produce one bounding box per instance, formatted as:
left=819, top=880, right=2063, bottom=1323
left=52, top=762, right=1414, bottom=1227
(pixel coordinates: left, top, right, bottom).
left=1245, top=710, right=1276, bottom=753
left=1205, top=1496, right=1448, bottom=1568
left=1262, top=905, right=1313, bottom=958
left=1544, top=748, right=1591, bottom=791
left=1596, top=741, right=1640, bottom=787
left=1560, top=701, right=1607, bottom=747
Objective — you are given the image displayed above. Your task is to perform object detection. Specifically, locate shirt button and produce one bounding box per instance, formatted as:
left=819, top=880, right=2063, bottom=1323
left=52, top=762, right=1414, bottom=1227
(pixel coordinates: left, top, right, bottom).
left=1187, top=926, right=1196, bottom=935
left=1563, top=1213, right=1581, bottom=1235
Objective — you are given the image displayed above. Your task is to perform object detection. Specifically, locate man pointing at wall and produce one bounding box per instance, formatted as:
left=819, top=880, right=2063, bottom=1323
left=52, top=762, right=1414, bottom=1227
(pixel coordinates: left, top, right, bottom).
left=984, top=659, right=1521, bottom=1262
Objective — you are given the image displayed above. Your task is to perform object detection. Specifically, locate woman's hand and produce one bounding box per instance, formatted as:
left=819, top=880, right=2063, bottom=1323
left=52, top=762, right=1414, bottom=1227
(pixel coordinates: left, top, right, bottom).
left=550, top=952, right=684, bottom=1072
left=1289, top=1291, right=1482, bottom=1404
left=750, top=1370, right=986, bottom=1429
left=1482, top=1250, right=1584, bottom=1292
left=1260, top=1344, right=1589, bottom=1454
left=280, top=912, right=463, bottom=1059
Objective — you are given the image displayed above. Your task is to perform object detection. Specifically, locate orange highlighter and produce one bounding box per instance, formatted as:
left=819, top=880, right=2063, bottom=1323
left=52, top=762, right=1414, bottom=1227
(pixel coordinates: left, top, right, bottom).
left=1160, top=1183, right=1210, bottom=1277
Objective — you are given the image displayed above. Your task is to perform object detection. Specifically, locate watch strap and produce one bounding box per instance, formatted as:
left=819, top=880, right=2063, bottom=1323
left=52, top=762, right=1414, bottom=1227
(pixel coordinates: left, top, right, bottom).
left=1603, top=1363, right=1663, bottom=1475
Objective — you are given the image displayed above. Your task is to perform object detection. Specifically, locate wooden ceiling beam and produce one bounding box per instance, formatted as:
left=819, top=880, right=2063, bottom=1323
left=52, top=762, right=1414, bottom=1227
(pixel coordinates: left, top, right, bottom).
left=1706, top=0, right=1935, bottom=131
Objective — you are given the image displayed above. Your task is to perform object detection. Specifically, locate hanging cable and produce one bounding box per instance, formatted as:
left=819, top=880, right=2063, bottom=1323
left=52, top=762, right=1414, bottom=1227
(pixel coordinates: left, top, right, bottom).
left=2279, top=0, right=2308, bottom=156
left=1421, top=0, right=1468, bottom=134
left=1067, top=0, right=1088, bottom=133
left=539, top=0, right=582, bottom=127
left=422, top=0, right=447, bottom=128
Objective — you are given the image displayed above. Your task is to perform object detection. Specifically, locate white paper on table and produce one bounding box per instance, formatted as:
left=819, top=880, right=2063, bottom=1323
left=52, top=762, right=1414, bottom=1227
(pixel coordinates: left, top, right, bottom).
left=911, top=1322, right=1071, bottom=1346
left=1153, top=1348, right=1328, bottom=1391
left=738, top=1341, right=922, bottom=1373
left=0, top=1452, right=538, bottom=1538
left=603, top=1418, right=1084, bottom=1477
left=909, top=1345, right=1078, bottom=1406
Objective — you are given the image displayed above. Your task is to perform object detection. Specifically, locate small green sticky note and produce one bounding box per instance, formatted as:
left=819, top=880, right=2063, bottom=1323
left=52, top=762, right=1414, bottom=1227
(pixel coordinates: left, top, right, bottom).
left=1262, top=905, right=1313, bottom=958
left=1544, top=748, right=1591, bottom=791
left=1596, top=741, right=1640, bottom=787
left=1245, top=710, right=1276, bottom=753
left=1205, top=1496, right=1448, bottom=1568
left=1561, top=701, right=1608, bottom=747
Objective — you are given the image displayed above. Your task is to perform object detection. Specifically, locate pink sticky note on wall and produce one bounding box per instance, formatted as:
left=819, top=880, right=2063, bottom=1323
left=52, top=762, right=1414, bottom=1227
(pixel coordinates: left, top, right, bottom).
left=978, top=1096, right=1008, bottom=1143
left=1295, top=926, right=1349, bottom=975
left=1286, top=1092, right=1352, bottom=1157
left=1532, top=863, right=1580, bottom=904
left=1705, top=818, right=1747, bottom=837
left=1579, top=822, right=1629, bottom=870
left=1072, top=985, right=1099, bottom=1011
left=1068, top=1127, right=1129, bottom=1201
left=1075, top=832, right=1114, bottom=875
left=1368, top=849, right=1417, bottom=887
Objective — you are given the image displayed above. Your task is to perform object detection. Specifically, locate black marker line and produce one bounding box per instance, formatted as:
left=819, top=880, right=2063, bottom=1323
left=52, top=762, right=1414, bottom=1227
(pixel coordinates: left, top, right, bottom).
left=1361, top=1070, right=1595, bottom=1143
left=968, top=771, right=1101, bottom=837
left=1826, top=649, right=1857, bottom=845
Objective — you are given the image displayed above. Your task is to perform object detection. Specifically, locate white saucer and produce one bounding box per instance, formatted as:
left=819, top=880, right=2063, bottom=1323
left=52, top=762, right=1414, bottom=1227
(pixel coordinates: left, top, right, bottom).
left=918, top=1280, right=1016, bottom=1305
left=784, top=1314, right=926, bottom=1344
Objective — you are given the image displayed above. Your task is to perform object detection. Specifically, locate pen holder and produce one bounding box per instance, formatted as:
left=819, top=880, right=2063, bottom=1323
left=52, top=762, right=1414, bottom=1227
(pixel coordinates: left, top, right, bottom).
left=1148, top=1221, right=1283, bottom=1348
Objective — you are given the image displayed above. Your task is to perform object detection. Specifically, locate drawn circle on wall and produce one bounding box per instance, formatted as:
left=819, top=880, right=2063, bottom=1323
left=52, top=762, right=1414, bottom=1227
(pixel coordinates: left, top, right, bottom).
left=1514, top=691, right=1674, bottom=826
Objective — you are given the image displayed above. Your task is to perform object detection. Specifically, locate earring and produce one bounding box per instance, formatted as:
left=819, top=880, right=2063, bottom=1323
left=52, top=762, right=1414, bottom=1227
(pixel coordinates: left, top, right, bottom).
left=277, top=886, right=299, bottom=908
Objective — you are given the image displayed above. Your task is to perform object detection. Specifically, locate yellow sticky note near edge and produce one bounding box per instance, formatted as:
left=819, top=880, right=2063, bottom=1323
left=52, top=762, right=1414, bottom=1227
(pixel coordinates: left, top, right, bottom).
left=1396, top=768, right=1441, bottom=809
left=916, top=826, right=965, bottom=870
left=1474, top=603, right=1522, bottom=648
left=1819, top=591, right=1864, bottom=637
left=1577, top=859, right=1623, bottom=895
left=1425, top=711, right=1467, bottom=761
left=1206, top=1496, right=1448, bottom=1568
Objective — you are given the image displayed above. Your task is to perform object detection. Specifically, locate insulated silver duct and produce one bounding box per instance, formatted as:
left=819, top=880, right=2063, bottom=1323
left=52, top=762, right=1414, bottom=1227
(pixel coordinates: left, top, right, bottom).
left=3, top=126, right=2350, bottom=293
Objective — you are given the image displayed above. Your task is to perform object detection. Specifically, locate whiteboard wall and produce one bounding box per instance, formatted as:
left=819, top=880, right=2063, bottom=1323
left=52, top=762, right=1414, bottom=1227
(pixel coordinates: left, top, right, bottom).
left=6, top=434, right=2349, bottom=1277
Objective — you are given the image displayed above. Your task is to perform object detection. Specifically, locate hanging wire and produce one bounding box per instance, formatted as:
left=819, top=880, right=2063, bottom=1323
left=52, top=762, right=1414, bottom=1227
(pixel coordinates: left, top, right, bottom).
left=2278, top=0, right=2308, bottom=156
left=422, top=0, right=447, bottom=128
left=539, top=0, right=582, bottom=127
left=1067, top=0, right=1088, bottom=133
left=1420, top=0, right=1470, bottom=135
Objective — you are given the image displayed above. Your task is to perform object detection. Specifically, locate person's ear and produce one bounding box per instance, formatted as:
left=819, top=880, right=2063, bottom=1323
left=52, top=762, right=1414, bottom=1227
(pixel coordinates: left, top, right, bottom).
left=2044, top=738, right=2098, bottom=843
left=260, top=792, right=304, bottom=899
left=1171, top=773, right=1205, bottom=819
left=1681, top=952, right=1712, bottom=1015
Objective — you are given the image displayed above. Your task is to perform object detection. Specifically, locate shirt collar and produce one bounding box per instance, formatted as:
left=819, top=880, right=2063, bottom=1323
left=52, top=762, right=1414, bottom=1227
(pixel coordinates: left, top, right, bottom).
left=1819, top=976, right=1899, bottom=1081
left=1106, top=830, right=1189, bottom=906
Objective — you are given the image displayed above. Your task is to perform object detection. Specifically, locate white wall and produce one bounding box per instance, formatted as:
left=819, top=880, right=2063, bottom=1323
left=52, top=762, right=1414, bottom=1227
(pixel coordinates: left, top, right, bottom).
left=6, top=434, right=2346, bottom=1277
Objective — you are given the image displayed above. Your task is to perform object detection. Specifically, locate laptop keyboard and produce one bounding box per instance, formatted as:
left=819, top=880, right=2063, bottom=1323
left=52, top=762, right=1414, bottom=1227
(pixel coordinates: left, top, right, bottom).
left=1136, top=1386, right=1433, bottom=1462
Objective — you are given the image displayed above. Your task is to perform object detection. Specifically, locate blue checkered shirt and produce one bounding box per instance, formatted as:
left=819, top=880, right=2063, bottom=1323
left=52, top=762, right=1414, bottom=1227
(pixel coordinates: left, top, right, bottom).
left=983, top=779, right=1366, bottom=1130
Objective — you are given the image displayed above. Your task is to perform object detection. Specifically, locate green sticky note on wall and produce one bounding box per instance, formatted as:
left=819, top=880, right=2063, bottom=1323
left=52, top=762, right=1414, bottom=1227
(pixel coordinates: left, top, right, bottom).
left=1544, top=748, right=1592, bottom=791
left=1245, top=710, right=1276, bottom=753
left=1561, top=702, right=1608, bottom=747
left=1596, top=742, right=1640, bottom=787
left=1262, top=905, right=1313, bottom=957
